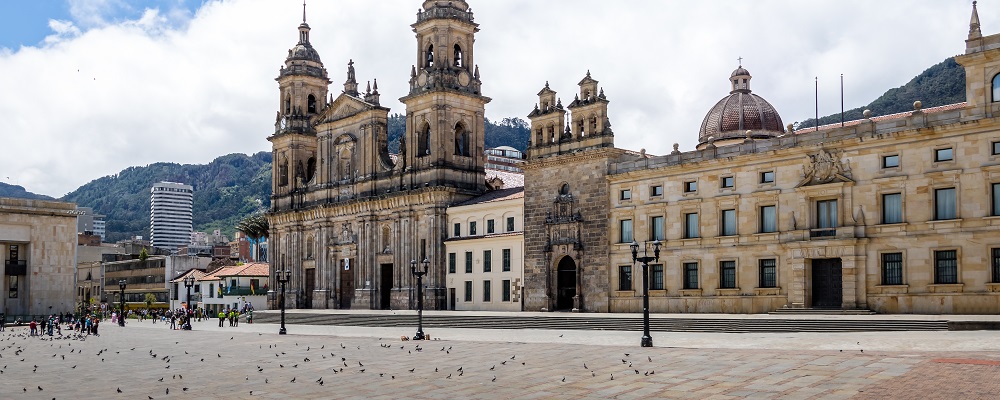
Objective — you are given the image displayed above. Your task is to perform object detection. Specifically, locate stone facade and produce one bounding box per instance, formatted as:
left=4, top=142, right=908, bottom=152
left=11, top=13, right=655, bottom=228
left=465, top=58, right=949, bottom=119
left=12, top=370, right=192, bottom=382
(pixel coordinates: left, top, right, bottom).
left=523, top=3, right=1000, bottom=315
left=268, top=1, right=490, bottom=311
left=0, top=197, right=78, bottom=316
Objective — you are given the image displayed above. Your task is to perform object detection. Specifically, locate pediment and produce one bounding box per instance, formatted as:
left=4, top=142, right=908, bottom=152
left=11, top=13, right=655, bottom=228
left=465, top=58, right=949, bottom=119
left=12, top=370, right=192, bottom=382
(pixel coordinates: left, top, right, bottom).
left=319, top=94, right=373, bottom=123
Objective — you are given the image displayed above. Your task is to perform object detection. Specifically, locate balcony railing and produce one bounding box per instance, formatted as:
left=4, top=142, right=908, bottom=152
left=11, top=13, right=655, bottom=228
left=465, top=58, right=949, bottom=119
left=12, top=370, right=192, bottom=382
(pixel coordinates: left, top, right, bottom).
left=5, top=260, right=27, bottom=276
left=220, top=287, right=264, bottom=297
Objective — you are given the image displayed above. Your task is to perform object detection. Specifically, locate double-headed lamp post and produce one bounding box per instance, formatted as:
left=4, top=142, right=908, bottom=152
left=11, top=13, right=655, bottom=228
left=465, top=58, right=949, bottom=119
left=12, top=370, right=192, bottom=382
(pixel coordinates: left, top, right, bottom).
left=118, top=279, right=127, bottom=327
left=410, top=258, right=430, bottom=341
left=183, top=275, right=195, bottom=330
left=278, top=267, right=292, bottom=335
left=630, top=240, right=661, bottom=348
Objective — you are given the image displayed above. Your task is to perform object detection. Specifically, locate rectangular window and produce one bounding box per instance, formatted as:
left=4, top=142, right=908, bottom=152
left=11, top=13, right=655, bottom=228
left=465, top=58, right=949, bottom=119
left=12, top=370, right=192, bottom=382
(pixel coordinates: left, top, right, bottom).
left=882, top=155, right=900, bottom=169
left=483, top=250, right=492, bottom=273
left=487, top=219, right=495, bottom=234
left=453, top=223, right=461, bottom=237
left=502, top=279, right=511, bottom=302
left=994, top=141, right=1000, bottom=156
left=881, top=253, right=903, bottom=286
left=759, top=259, right=777, bottom=288
left=470, top=221, right=477, bottom=236
left=815, top=199, right=838, bottom=237
left=483, top=280, right=491, bottom=302
left=684, top=213, right=700, bottom=239
left=464, top=281, right=473, bottom=302
left=760, top=205, right=777, bottom=233
left=448, top=253, right=457, bottom=274
left=620, top=219, right=633, bottom=243
left=683, top=262, right=699, bottom=290
left=684, top=181, right=698, bottom=193
left=620, top=189, right=632, bottom=200
left=650, top=264, right=664, bottom=290
left=720, top=261, right=737, bottom=289
left=651, top=216, right=665, bottom=241
left=882, top=193, right=903, bottom=224
left=8, top=276, right=17, bottom=299
left=209, top=283, right=215, bottom=298
left=619, top=266, right=633, bottom=291
left=721, top=176, right=734, bottom=189
left=934, top=250, right=958, bottom=284
left=993, top=183, right=1000, bottom=217
left=465, top=251, right=473, bottom=273
left=760, top=171, right=775, bottom=184
left=935, top=148, right=954, bottom=162
left=934, top=188, right=957, bottom=220
left=992, top=248, right=1000, bottom=283
left=721, top=209, right=737, bottom=236
left=502, top=249, right=511, bottom=272
left=9, top=244, right=18, bottom=260
left=506, top=217, right=515, bottom=232
left=651, top=185, right=663, bottom=197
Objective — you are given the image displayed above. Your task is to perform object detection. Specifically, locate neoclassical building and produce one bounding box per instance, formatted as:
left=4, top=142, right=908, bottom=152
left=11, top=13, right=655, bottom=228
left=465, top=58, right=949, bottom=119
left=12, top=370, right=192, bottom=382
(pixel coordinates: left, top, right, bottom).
left=523, top=3, right=1000, bottom=314
left=268, top=1, right=494, bottom=310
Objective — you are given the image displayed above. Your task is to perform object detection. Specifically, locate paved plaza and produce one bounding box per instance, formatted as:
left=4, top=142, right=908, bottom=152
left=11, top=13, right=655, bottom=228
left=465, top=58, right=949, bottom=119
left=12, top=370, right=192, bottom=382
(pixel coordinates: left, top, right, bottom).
left=1, top=318, right=999, bottom=399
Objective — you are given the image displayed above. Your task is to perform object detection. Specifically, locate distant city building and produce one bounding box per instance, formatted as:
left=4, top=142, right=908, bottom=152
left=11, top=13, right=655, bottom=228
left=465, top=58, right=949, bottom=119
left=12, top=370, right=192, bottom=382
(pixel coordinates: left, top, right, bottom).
left=76, top=207, right=106, bottom=241
left=485, top=146, right=526, bottom=173
left=0, top=197, right=78, bottom=316
left=150, top=182, right=193, bottom=251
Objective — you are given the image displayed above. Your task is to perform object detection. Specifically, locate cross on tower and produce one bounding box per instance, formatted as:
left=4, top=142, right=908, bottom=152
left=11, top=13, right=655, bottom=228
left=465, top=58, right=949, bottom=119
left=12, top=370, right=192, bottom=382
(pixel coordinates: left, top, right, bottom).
left=738, top=57, right=743, bottom=66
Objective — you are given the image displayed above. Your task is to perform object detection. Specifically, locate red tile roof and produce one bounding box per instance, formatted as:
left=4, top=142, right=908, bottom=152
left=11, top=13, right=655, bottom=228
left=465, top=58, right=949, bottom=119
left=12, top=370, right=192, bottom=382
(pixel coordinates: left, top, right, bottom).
left=486, top=169, right=524, bottom=188
left=454, top=187, right=525, bottom=207
left=201, top=263, right=270, bottom=281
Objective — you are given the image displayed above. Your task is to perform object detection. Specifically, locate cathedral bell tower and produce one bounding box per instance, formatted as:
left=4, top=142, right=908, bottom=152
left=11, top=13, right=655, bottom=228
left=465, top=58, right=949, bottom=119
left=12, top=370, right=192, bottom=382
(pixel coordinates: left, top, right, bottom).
left=269, top=3, right=331, bottom=210
left=399, top=0, right=491, bottom=193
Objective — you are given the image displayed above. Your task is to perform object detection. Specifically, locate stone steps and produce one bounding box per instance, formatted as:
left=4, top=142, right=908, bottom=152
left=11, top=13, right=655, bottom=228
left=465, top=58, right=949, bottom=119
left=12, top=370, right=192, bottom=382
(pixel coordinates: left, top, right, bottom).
left=768, top=308, right=877, bottom=315
left=254, top=312, right=949, bottom=333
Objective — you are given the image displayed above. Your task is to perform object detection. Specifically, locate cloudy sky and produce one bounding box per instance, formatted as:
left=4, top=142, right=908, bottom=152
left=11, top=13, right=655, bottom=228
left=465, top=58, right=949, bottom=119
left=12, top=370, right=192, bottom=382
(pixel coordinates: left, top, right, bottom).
left=0, top=0, right=982, bottom=197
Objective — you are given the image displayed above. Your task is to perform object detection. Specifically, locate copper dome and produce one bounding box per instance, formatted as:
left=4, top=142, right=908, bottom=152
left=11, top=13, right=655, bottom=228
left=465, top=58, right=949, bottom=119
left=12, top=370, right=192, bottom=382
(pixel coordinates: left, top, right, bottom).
left=699, top=66, right=784, bottom=146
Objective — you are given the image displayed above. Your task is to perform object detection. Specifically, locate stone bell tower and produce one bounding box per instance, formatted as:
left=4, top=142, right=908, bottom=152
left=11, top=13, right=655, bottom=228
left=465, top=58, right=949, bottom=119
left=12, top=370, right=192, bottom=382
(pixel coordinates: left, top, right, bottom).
left=399, top=0, right=491, bottom=192
left=269, top=4, right=330, bottom=211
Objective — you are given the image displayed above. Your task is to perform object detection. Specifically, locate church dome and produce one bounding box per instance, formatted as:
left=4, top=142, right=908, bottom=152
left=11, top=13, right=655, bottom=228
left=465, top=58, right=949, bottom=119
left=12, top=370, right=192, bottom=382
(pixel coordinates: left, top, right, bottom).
left=698, top=65, right=784, bottom=147
left=288, top=41, right=322, bottom=63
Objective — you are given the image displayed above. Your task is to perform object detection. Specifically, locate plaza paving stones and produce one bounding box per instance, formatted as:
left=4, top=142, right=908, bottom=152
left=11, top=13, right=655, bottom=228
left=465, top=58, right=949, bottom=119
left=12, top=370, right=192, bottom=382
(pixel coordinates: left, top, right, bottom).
left=0, top=320, right=998, bottom=399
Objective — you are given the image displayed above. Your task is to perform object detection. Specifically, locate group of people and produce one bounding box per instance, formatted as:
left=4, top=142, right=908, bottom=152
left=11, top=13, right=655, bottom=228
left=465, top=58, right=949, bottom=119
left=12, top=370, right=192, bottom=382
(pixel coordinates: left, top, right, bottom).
left=217, top=306, right=253, bottom=327
left=23, top=313, right=102, bottom=337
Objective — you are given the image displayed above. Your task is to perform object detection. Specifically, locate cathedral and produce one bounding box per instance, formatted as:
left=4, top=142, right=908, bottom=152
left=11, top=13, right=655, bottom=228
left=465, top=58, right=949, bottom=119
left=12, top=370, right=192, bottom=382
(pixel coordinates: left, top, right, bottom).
left=268, top=1, right=490, bottom=310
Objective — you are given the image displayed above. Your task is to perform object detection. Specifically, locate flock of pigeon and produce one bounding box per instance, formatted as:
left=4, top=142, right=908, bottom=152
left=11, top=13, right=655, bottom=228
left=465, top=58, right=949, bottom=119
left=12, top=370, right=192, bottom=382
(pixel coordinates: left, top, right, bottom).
left=0, top=321, right=773, bottom=398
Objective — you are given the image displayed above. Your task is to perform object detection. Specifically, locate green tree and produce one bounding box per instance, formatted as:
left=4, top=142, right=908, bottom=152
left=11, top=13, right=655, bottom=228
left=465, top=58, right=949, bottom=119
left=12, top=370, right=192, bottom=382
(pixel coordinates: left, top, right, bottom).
left=144, top=292, right=157, bottom=309
left=139, top=247, right=149, bottom=262
left=236, top=213, right=270, bottom=262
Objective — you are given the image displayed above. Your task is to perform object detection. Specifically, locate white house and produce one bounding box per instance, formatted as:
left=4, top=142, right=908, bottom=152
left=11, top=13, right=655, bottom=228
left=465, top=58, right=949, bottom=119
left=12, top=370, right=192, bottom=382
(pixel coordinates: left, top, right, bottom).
left=199, top=263, right=270, bottom=315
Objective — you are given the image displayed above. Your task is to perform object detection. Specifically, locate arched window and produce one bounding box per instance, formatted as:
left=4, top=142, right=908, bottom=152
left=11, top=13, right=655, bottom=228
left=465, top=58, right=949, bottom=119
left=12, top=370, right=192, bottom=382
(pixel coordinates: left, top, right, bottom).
left=560, top=184, right=571, bottom=195
left=426, top=44, right=434, bottom=68
left=381, top=226, right=391, bottom=253
left=417, top=123, right=431, bottom=157
left=307, top=94, right=317, bottom=114
left=454, top=44, right=464, bottom=68
left=306, top=157, right=316, bottom=182
left=993, top=73, right=1000, bottom=103
left=454, top=123, right=469, bottom=156
left=590, top=116, right=598, bottom=134
left=306, top=237, right=314, bottom=259
left=338, top=149, right=352, bottom=181
left=284, top=97, right=291, bottom=114
left=279, top=160, right=289, bottom=186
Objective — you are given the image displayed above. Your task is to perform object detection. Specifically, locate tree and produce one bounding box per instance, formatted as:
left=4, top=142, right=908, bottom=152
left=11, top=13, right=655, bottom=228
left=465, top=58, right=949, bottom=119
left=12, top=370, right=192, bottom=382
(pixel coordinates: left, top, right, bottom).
left=144, top=293, right=157, bottom=310
left=236, top=213, right=270, bottom=262
left=139, top=247, right=149, bottom=262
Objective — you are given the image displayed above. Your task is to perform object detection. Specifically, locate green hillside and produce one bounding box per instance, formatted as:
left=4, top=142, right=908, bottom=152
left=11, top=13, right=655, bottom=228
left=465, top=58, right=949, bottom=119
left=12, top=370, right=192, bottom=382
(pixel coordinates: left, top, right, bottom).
left=61, top=152, right=273, bottom=243
left=797, top=58, right=965, bottom=129
left=0, top=183, right=53, bottom=201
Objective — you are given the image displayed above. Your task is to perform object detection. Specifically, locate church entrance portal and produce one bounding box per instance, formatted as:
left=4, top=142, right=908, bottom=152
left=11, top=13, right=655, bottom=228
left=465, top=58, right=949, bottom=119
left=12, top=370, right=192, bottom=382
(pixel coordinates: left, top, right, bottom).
left=303, top=268, right=315, bottom=309
left=339, top=259, right=354, bottom=309
left=811, top=259, right=843, bottom=309
left=556, top=257, right=577, bottom=311
left=379, top=264, right=393, bottom=310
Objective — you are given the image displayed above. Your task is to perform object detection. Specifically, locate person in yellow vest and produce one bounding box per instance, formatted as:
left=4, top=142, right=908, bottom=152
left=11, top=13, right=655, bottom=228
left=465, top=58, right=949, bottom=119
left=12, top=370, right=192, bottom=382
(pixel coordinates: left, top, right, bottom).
left=218, top=310, right=225, bottom=328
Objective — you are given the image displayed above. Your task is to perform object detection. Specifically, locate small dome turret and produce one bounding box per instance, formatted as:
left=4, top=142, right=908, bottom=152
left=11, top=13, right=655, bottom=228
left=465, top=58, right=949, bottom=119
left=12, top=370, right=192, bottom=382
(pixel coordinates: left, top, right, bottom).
left=698, top=64, right=784, bottom=149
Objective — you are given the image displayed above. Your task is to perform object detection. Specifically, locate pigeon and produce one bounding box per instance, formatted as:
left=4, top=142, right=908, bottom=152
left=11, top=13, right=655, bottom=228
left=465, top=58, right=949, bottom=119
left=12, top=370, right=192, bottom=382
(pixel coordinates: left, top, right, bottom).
left=166, top=389, right=169, bottom=395
left=158, top=378, right=164, bottom=382
left=489, top=365, right=494, bottom=371
left=648, top=356, right=652, bottom=362
left=561, top=377, right=566, bottom=382
left=290, top=377, right=296, bottom=383
left=492, top=375, right=497, bottom=382
left=117, top=388, right=122, bottom=393
left=583, top=363, right=588, bottom=369
left=38, top=386, right=43, bottom=391
left=182, top=388, right=188, bottom=392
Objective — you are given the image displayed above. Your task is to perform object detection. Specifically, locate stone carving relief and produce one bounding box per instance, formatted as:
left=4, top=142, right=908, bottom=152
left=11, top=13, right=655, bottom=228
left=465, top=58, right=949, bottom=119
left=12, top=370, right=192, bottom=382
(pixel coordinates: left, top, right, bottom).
left=800, top=149, right=853, bottom=186
left=338, top=222, right=355, bottom=245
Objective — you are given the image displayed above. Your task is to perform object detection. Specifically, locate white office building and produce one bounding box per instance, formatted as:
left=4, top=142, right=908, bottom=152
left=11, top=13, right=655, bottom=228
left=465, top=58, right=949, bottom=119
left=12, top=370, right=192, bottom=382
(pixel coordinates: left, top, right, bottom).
left=150, top=182, right=194, bottom=251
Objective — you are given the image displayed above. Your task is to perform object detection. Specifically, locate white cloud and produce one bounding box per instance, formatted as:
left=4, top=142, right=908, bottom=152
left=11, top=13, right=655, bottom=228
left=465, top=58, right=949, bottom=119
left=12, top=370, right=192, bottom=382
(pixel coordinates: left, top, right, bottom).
left=0, top=0, right=982, bottom=197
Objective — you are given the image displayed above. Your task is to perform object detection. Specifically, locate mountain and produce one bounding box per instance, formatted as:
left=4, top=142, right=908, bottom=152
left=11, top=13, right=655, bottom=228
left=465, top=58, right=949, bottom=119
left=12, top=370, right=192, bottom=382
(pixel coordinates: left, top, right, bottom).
left=796, top=58, right=965, bottom=129
left=61, top=152, right=273, bottom=243
left=60, top=117, right=530, bottom=243
left=0, top=182, right=54, bottom=201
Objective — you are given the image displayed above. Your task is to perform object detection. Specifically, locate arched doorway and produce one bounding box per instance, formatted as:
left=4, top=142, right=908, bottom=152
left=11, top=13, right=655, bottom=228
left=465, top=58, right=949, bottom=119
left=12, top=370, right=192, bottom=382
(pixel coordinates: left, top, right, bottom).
left=556, top=257, right=577, bottom=311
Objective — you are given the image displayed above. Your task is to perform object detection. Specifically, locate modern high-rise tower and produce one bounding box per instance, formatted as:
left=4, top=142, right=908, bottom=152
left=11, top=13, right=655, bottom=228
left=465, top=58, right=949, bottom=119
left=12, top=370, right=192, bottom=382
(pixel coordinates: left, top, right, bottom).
left=150, top=182, right=194, bottom=250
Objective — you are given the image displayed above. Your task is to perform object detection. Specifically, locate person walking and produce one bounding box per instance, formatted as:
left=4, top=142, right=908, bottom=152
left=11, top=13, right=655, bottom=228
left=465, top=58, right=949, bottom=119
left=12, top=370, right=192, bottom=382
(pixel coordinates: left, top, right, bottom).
left=169, top=313, right=177, bottom=330
left=29, top=319, right=37, bottom=336
left=0, top=313, right=5, bottom=332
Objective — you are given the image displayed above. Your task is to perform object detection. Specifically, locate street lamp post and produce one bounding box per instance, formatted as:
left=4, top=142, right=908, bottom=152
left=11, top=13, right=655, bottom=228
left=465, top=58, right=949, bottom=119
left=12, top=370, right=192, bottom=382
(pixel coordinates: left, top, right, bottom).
left=183, top=275, right=195, bottom=330
left=410, top=258, right=430, bottom=341
left=630, top=240, right=661, bottom=348
left=118, top=279, right=127, bottom=327
left=278, top=267, right=291, bottom=335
